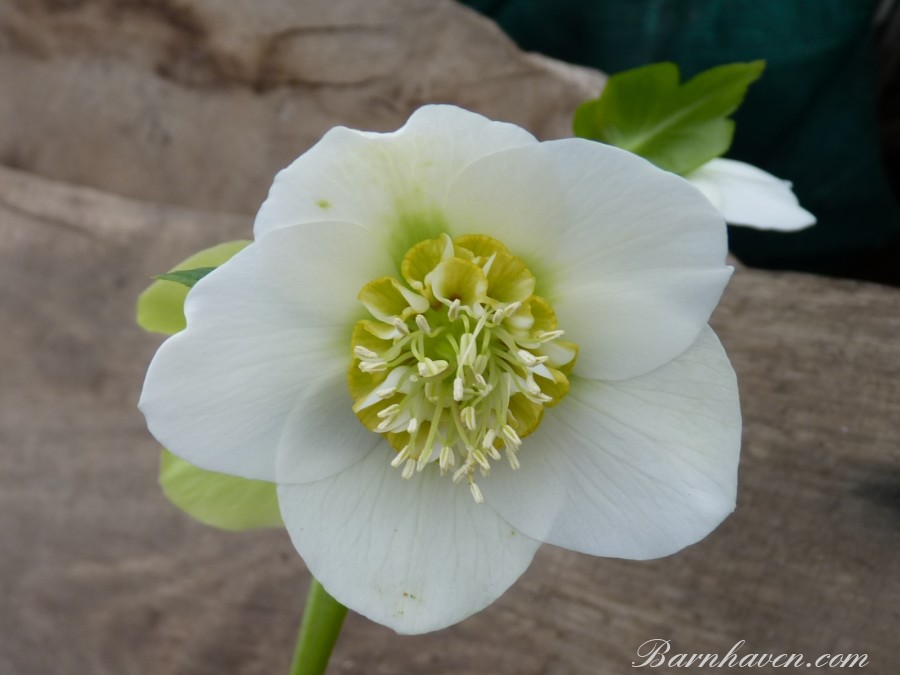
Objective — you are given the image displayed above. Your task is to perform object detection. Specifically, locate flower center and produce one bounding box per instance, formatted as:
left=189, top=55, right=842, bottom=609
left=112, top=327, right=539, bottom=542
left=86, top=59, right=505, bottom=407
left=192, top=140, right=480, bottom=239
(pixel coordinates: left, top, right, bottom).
left=348, top=233, right=578, bottom=502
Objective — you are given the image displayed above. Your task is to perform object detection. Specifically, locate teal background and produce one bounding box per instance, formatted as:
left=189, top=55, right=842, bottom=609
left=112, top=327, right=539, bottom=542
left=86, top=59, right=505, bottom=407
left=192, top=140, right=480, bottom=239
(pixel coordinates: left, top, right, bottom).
left=462, top=0, right=900, bottom=281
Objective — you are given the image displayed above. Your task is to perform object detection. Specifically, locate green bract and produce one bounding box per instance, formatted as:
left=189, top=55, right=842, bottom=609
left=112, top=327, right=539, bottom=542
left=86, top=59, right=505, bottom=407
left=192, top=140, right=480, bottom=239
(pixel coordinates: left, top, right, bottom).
left=154, top=267, right=218, bottom=288
left=573, top=61, right=765, bottom=175
left=137, top=240, right=251, bottom=334
left=160, top=449, right=283, bottom=530
left=138, top=239, right=282, bottom=531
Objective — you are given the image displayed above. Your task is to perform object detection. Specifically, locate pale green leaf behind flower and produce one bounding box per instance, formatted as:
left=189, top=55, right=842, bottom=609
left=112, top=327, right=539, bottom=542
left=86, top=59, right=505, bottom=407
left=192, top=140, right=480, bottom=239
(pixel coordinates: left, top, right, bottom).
left=138, top=239, right=282, bottom=531
left=137, top=240, right=250, bottom=334
left=160, top=449, right=283, bottom=530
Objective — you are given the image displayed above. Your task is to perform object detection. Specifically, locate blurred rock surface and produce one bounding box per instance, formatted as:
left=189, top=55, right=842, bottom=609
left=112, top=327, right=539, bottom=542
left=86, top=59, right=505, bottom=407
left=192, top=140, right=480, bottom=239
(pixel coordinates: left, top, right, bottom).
left=0, top=0, right=602, bottom=214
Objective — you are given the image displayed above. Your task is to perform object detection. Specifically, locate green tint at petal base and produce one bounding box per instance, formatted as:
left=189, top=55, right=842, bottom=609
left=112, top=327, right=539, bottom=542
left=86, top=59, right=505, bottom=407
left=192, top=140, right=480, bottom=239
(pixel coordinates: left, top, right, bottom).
left=160, top=449, right=283, bottom=531
left=136, top=240, right=251, bottom=335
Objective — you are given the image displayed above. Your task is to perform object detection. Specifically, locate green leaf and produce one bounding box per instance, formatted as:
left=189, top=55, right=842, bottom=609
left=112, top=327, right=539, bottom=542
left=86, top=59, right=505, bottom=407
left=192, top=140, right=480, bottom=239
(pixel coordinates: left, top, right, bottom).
left=154, top=267, right=217, bottom=288
left=160, top=449, right=283, bottom=531
left=136, top=240, right=251, bottom=335
left=573, top=60, right=765, bottom=175
left=138, top=240, right=275, bottom=532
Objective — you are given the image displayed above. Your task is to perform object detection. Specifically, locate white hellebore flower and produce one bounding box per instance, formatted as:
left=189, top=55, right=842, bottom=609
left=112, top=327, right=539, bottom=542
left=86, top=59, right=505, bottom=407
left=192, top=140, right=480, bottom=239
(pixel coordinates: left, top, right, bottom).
left=140, top=105, right=741, bottom=634
left=686, top=158, right=816, bottom=231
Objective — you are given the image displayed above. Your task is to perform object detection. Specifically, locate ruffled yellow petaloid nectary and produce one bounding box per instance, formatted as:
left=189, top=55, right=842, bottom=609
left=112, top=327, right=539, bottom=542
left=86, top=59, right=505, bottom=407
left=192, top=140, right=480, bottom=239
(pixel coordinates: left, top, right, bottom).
left=349, top=234, right=576, bottom=501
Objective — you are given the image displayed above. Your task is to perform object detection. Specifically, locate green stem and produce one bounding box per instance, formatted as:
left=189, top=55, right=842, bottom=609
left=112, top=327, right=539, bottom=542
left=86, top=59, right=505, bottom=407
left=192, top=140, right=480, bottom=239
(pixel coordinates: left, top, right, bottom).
left=288, top=578, right=348, bottom=675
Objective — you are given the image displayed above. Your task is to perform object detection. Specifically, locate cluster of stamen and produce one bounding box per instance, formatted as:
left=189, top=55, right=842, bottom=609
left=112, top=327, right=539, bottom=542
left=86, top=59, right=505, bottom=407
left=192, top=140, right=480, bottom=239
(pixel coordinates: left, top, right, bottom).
left=349, top=233, right=577, bottom=502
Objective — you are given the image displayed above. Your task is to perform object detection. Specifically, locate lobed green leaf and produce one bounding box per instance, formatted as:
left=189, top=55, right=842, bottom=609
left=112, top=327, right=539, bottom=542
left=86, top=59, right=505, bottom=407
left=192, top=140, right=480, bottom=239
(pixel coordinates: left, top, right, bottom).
left=573, top=60, right=765, bottom=175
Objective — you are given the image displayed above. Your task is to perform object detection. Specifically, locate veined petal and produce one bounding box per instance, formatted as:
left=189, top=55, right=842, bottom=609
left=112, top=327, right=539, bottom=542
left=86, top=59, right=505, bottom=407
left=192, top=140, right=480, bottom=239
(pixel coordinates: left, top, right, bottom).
left=277, top=445, right=541, bottom=634
left=275, top=369, right=382, bottom=485
left=139, top=222, right=393, bottom=481
left=254, top=105, right=538, bottom=262
left=446, top=139, right=730, bottom=380
left=481, top=326, right=740, bottom=560
left=686, top=158, right=816, bottom=231
left=553, top=266, right=733, bottom=380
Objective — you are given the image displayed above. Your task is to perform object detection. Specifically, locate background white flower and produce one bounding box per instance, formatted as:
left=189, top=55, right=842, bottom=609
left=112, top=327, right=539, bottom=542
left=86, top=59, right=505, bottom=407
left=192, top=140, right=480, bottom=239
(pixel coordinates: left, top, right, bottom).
left=140, top=105, right=741, bottom=634
left=686, top=158, right=816, bottom=231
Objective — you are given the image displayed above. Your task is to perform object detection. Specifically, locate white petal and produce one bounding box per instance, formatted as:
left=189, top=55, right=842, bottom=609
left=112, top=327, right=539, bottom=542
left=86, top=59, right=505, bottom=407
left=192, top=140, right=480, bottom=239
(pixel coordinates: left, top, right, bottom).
left=277, top=445, right=541, bottom=634
left=481, top=326, right=741, bottom=560
left=446, top=139, right=730, bottom=380
left=254, top=105, right=537, bottom=258
left=139, top=222, right=393, bottom=481
left=553, top=266, right=733, bottom=380
left=687, top=158, right=816, bottom=231
left=276, top=369, right=382, bottom=484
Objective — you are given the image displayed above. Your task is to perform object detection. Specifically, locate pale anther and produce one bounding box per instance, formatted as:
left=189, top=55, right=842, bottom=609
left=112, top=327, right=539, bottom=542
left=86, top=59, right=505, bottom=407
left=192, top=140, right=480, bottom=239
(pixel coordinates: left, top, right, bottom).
left=524, top=377, right=542, bottom=395
left=448, top=299, right=461, bottom=321
left=517, top=349, right=548, bottom=367
left=523, top=389, right=552, bottom=404
left=469, top=481, right=484, bottom=504
left=506, top=450, right=520, bottom=470
left=416, top=445, right=435, bottom=471
left=459, top=334, right=476, bottom=366
left=461, top=406, right=477, bottom=431
left=359, top=360, right=388, bottom=373
left=354, top=346, right=379, bottom=359
left=536, top=329, right=565, bottom=342
left=377, top=404, right=400, bottom=419
left=502, top=424, right=522, bottom=448
left=401, top=458, right=416, bottom=480
left=439, top=445, right=454, bottom=473
left=417, top=358, right=449, bottom=378
left=481, top=429, right=496, bottom=450
left=390, top=445, right=411, bottom=467
left=492, top=301, right=521, bottom=324
left=392, top=317, right=410, bottom=335
left=376, top=418, right=395, bottom=433
left=415, top=314, right=432, bottom=335
left=453, top=377, right=465, bottom=402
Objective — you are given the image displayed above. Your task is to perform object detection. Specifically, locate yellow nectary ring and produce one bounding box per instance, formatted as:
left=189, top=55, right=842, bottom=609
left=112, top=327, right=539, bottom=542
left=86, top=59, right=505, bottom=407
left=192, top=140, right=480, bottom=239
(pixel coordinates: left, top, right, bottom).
left=348, top=233, right=578, bottom=502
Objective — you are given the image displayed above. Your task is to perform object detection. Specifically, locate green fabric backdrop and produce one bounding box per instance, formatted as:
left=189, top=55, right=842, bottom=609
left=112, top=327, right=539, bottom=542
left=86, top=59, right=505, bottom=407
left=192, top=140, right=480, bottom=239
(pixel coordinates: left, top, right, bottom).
left=462, top=0, right=900, bottom=277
